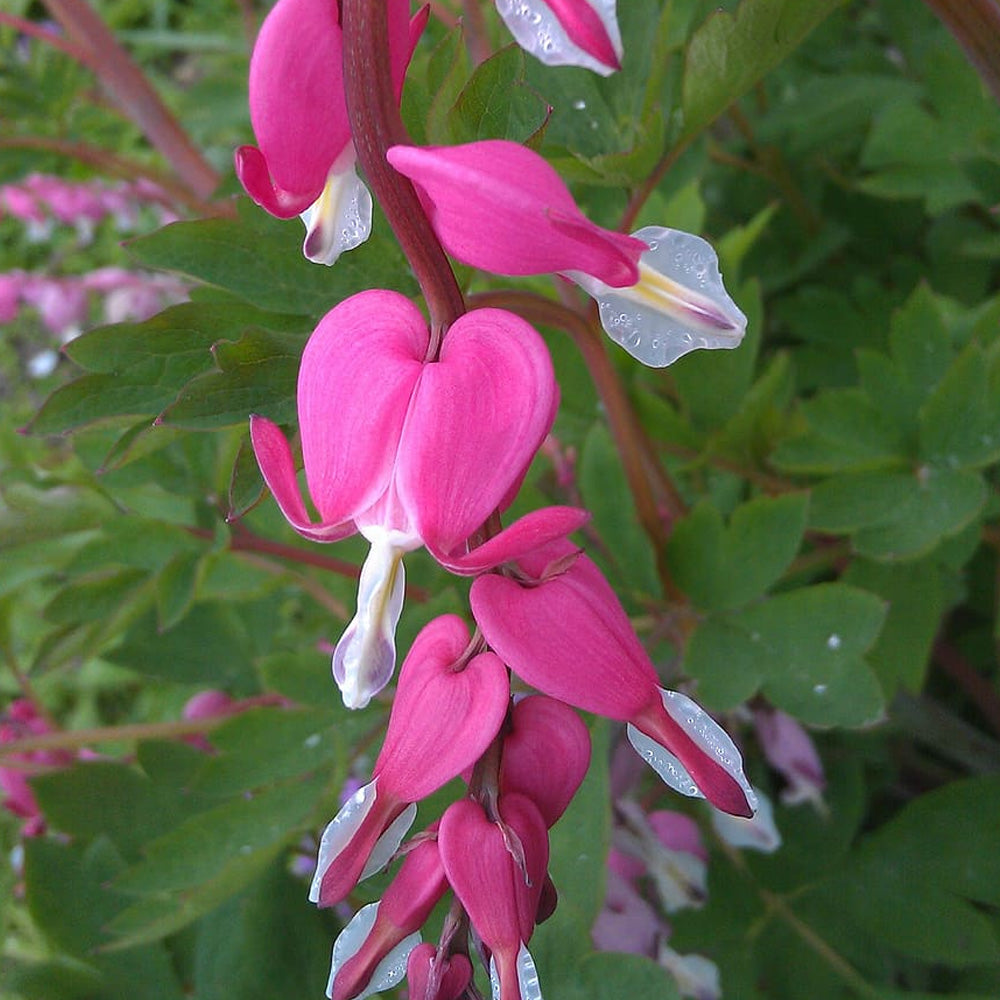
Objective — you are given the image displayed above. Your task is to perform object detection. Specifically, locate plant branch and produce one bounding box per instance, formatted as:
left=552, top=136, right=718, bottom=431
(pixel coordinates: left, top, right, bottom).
left=40, top=0, right=220, bottom=201
left=934, top=636, right=1000, bottom=738
left=922, top=0, right=1000, bottom=105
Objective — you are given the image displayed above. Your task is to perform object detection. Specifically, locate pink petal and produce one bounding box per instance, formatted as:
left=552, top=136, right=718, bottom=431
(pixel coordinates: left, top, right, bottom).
left=406, top=944, right=473, bottom=1000
left=438, top=794, right=549, bottom=954
left=375, top=615, right=509, bottom=801
left=546, top=0, right=622, bottom=71
left=500, top=696, right=591, bottom=827
left=234, top=144, right=313, bottom=218
left=297, top=290, right=426, bottom=528
left=435, top=506, right=589, bottom=574
left=470, top=547, right=660, bottom=719
left=249, top=415, right=355, bottom=542
left=647, top=810, right=708, bottom=862
left=386, top=142, right=644, bottom=286
left=397, top=307, right=557, bottom=555
left=245, top=0, right=350, bottom=209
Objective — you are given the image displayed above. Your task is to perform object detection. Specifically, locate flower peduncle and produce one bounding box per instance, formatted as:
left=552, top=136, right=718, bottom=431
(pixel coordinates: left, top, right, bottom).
left=341, top=0, right=465, bottom=343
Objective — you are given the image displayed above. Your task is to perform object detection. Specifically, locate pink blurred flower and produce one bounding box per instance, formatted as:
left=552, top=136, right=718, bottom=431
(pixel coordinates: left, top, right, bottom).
left=251, top=289, right=585, bottom=707
left=495, top=0, right=622, bottom=75
left=754, top=707, right=826, bottom=808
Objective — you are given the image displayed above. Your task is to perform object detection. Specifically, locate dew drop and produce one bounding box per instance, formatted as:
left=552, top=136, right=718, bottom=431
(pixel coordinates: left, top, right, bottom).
left=813, top=684, right=828, bottom=695
left=572, top=99, right=586, bottom=110
left=826, top=634, right=841, bottom=650
left=304, top=733, right=321, bottom=749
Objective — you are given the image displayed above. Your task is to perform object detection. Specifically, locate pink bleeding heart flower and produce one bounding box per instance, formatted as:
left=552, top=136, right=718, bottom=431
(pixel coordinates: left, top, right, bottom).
left=495, top=0, right=622, bottom=76
left=470, top=542, right=757, bottom=818
left=387, top=140, right=747, bottom=368
left=251, top=289, right=586, bottom=708
left=406, top=943, right=473, bottom=1000
left=499, top=695, right=591, bottom=827
left=326, top=836, right=449, bottom=1000
left=235, top=0, right=425, bottom=265
left=754, top=707, right=826, bottom=808
left=438, top=793, right=549, bottom=1000
left=310, top=615, right=509, bottom=907
left=592, top=867, right=665, bottom=957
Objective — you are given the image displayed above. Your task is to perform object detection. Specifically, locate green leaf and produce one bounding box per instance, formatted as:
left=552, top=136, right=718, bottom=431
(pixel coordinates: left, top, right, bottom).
left=155, top=550, right=203, bottom=631
left=685, top=583, right=886, bottom=725
left=842, top=557, right=946, bottom=692
left=126, top=201, right=415, bottom=317
left=681, top=0, right=847, bottom=140
left=578, top=422, right=661, bottom=600
left=448, top=45, right=550, bottom=144
left=852, top=467, right=986, bottom=561
left=0, top=483, right=115, bottom=548
left=158, top=327, right=302, bottom=429
left=667, top=493, right=808, bottom=611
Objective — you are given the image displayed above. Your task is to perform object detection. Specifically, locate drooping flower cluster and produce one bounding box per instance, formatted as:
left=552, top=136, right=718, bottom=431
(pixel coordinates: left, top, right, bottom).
left=240, top=3, right=756, bottom=998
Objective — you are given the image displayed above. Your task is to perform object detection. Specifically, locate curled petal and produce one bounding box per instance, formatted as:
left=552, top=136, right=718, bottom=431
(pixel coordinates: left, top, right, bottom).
left=234, top=144, right=314, bottom=218
left=572, top=227, right=746, bottom=368
left=496, top=0, right=622, bottom=75
left=249, top=415, right=356, bottom=542
left=387, top=142, right=644, bottom=286
left=333, top=534, right=408, bottom=710
left=375, top=615, right=510, bottom=801
left=301, top=160, right=374, bottom=266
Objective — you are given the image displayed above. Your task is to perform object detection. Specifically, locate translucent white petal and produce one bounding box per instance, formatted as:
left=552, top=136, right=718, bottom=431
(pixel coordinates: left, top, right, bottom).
left=711, top=791, right=781, bottom=853
left=333, top=537, right=407, bottom=710
left=495, top=0, right=622, bottom=76
left=489, top=955, right=501, bottom=1000
left=359, top=801, right=417, bottom=881
left=658, top=944, right=721, bottom=1000
left=626, top=689, right=757, bottom=812
left=326, top=902, right=421, bottom=1000
left=309, top=779, right=378, bottom=904
left=573, top=226, right=747, bottom=368
left=300, top=162, right=373, bottom=266
left=516, top=942, right=544, bottom=1000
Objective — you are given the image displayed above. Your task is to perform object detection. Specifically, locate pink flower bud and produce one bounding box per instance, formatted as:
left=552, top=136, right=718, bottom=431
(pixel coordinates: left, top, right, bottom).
left=405, top=943, right=473, bottom=1000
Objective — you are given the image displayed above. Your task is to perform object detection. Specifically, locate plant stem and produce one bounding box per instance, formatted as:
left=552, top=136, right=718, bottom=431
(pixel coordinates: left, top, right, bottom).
left=341, top=0, right=466, bottom=344
left=922, top=0, right=1000, bottom=104
left=40, top=0, right=220, bottom=201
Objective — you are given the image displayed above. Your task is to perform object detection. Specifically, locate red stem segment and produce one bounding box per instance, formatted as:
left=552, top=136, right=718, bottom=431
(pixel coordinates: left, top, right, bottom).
left=922, top=0, right=1000, bottom=105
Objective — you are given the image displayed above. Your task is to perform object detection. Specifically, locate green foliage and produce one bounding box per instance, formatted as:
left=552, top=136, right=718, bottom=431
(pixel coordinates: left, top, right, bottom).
left=4, top=2, right=1000, bottom=1000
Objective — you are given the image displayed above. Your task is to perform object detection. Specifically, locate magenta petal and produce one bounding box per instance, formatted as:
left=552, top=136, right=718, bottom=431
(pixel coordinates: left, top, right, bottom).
left=470, top=551, right=660, bottom=719
left=500, top=696, right=591, bottom=828
left=234, top=145, right=313, bottom=219
left=298, top=291, right=426, bottom=527
left=398, top=308, right=556, bottom=554
left=386, top=142, right=646, bottom=285
left=436, top=506, right=589, bottom=574
left=375, top=615, right=509, bottom=802
left=249, top=415, right=355, bottom=542
left=247, top=0, right=350, bottom=208
left=547, top=0, right=622, bottom=71
left=406, top=944, right=473, bottom=1000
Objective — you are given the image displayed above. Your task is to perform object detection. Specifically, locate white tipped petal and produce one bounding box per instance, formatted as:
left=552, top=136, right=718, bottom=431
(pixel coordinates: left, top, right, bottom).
left=658, top=945, right=721, bottom=1000
left=516, top=943, right=544, bottom=1000
left=300, top=162, right=373, bottom=266
left=626, top=723, right=702, bottom=799
left=333, top=538, right=407, bottom=710
left=309, top=779, right=378, bottom=904
left=326, top=901, right=421, bottom=999
left=359, top=801, right=417, bottom=881
left=495, top=0, right=622, bottom=76
left=575, top=226, right=746, bottom=368
left=711, top=791, right=781, bottom=853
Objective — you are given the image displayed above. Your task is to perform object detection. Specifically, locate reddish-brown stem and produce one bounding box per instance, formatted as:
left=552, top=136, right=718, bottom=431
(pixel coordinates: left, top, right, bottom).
left=0, top=11, right=92, bottom=64
left=461, top=0, right=492, bottom=65
left=934, top=636, right=1000, bottom=739
left=341, top=0, right=466, bottom=343
left=922, top=0, right=1000, bottom=105
left=620, top=135, right=695, bottom=232
left=40, top=0, right=220, bottom=201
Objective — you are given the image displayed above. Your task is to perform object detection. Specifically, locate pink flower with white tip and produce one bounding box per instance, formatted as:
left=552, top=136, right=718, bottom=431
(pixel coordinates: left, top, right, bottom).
left=495, top=1, right=623, bottom=76
left=251, top=289, right=586, bottom=708
left=388, top=139, right=747, bottom=368
left=235, top=0, right=425, bottom=265
left=310, top=615, right=509, bottom=905
left=470, top=542, right=758, bottom=818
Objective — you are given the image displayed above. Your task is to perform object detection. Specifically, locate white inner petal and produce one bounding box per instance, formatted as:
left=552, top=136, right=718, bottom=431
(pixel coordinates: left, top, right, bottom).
left=327, top=903, right=421, bottom=1000
left=495, top=0, right=622, bottom=76
left=573, top=226, right=747, bottom=368
left=516, top=942, right=545, bottom=1000
left=626, top=723, right=702, bottom=799
left=711, top=790, right=781, bottom=854
left=332, top=537, right=407, bottom=710
left=300, top=161, right=373, bottom=266
left=309, top=778, right=378, bottom=904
